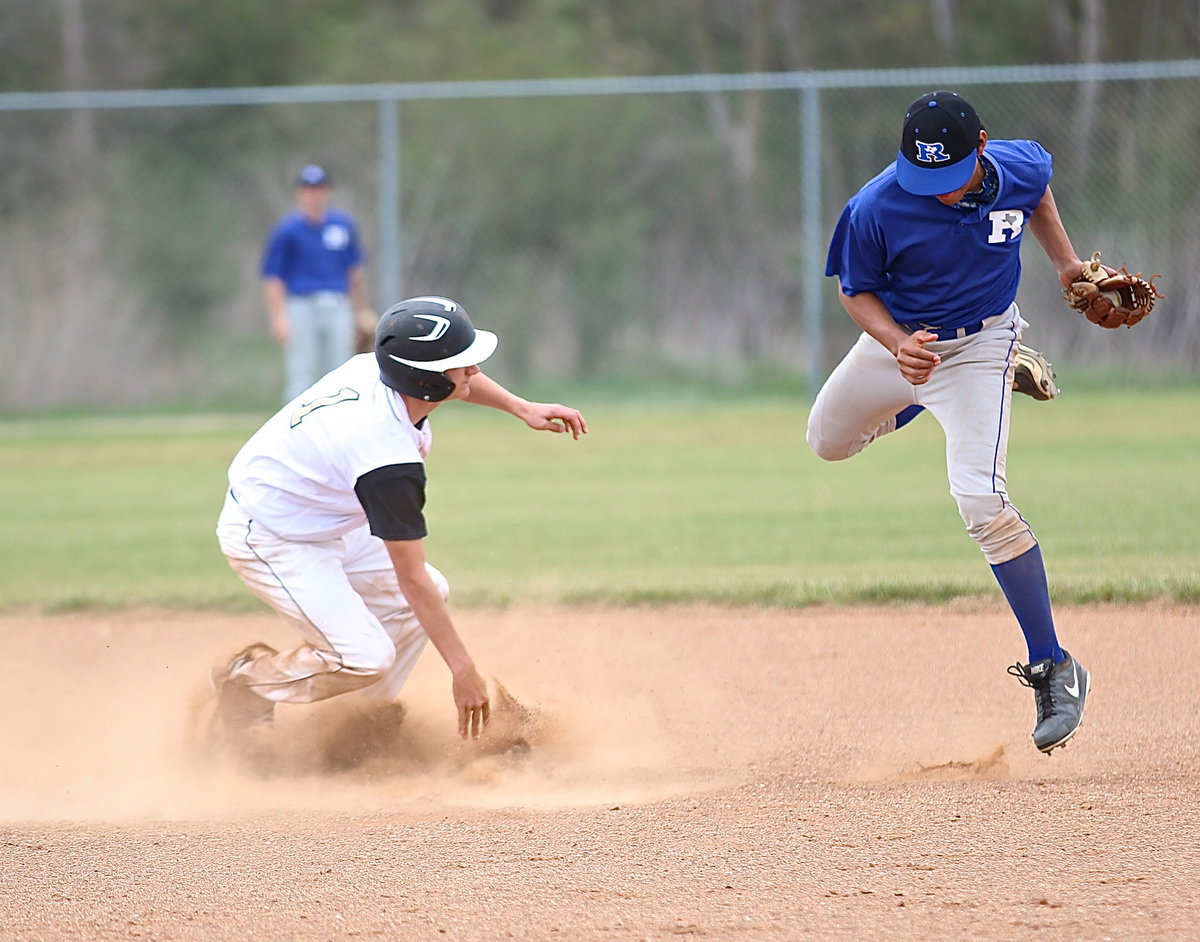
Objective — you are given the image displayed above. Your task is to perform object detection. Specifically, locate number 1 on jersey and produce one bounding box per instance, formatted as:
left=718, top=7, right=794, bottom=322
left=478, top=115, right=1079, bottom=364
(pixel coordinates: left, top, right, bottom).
left=289, top=387, right=361, bottom=428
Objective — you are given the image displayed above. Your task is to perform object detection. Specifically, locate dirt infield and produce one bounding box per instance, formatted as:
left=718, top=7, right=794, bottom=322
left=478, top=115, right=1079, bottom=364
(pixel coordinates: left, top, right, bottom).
left=1, top=603, right=1197, bottom=940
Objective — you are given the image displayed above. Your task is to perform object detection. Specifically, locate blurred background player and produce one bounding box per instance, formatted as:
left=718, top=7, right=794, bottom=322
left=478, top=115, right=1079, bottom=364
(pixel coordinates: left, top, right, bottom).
left=807, top=91, right=1091, bottom=754
left=261, top=164, right=375, bottom=403
left=212, top=295, right=587, bottom=760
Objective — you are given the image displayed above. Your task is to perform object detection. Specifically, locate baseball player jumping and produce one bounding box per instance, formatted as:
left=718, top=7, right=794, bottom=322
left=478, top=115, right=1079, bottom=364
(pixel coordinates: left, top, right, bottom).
left=213, top=296, right=586, bottom=761
left=808, top=91, right=1091, bottom=754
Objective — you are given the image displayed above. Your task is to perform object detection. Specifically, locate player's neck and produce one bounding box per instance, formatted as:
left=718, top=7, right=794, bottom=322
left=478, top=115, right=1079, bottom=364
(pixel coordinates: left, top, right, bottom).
left=403, top=397, right=441, bottom=425
left=964, top=159, right=986, bottom=194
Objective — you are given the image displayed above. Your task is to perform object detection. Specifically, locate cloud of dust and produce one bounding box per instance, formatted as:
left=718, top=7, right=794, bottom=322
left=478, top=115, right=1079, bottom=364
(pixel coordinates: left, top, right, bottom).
left=0, top=613, right=729, bottom=824
left=849, top=729, right=1023, bottom=784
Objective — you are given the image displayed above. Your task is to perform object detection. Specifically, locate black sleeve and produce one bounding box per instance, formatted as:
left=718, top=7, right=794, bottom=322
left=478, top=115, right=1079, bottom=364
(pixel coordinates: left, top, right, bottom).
left=354, top=463, right=428, bottom=541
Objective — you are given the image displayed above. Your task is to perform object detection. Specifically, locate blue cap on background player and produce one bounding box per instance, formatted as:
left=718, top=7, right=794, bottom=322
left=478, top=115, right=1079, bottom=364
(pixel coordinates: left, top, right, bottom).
left=296, top=164, right=331, bottom=187
left=896, top=91, right=983, bottom=196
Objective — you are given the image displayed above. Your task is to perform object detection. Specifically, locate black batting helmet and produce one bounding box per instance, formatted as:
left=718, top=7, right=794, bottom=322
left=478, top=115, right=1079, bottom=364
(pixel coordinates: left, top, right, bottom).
left=374, top=296, right=497, bottom=402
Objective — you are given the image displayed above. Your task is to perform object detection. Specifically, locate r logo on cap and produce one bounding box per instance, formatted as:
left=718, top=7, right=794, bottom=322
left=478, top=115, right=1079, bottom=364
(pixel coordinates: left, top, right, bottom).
left=895, top=90, right=984, bottom=196
left=914, top=140, right=952, bottom=164
left=296, top=164, right=331, bottom=187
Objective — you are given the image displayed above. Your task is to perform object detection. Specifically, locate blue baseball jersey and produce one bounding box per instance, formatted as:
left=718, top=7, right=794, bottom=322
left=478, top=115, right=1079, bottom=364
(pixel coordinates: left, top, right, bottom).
left=825, top=139, right=1053, bottom=328
left=260, top=209, right=365, bottom=296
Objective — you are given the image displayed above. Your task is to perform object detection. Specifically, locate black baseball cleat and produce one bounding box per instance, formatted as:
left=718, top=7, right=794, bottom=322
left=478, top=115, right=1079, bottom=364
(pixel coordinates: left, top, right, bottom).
left=1013, top=344, right=1059, bottom=401
left=210, top=642, right=278, bottom=740
left=1007, top=650, right=1090, bottom=754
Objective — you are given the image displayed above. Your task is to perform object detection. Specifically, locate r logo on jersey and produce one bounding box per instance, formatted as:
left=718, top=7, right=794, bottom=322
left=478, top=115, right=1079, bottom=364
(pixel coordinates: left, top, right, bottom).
left=322, top=224, right=350, bottom=251
left=987, top=209, right=1025, bottom=243
left=914, top=140, right=951, bottom=164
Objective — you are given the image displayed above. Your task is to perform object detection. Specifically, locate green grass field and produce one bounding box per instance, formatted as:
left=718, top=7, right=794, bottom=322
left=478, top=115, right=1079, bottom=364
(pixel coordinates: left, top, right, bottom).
left=1, top=387, right=1196, bottom=612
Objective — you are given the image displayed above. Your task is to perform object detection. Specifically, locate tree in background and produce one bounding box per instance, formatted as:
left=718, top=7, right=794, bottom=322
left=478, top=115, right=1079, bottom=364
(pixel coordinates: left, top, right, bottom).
left=2, top=0, right=1198, bottom=409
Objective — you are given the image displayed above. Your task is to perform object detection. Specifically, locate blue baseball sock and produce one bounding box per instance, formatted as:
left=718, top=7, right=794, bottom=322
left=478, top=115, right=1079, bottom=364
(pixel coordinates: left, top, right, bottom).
left=990, top=544, right=1064, bottom=665
left=894, top=404, right=925, bottom=429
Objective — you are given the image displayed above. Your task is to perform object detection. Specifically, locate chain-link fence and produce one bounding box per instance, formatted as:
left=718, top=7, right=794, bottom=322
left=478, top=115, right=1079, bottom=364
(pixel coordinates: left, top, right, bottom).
left=2, top=61, right=1196, bottom=411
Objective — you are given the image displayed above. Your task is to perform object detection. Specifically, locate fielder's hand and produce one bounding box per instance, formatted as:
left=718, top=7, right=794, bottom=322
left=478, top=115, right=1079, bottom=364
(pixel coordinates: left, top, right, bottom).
left=270, top=313, right=291, bottom=345
left=895, top=330, right=941, bottom=386
left=1062, top=252, right=1163, bottom=329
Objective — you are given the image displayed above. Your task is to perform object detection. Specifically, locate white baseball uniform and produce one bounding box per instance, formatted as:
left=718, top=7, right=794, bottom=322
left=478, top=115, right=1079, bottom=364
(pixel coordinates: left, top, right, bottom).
left=216, top=353, right=445, bottom=704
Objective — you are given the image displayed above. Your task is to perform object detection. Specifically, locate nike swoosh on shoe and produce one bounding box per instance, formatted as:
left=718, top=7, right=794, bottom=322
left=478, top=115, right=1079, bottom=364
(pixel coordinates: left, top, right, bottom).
left=1064, top=662, right=1080, bottom=699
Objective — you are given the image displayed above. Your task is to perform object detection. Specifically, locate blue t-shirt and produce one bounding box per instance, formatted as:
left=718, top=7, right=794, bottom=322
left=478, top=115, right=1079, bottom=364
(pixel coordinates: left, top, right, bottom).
left=825, top=139, right=1053, bottom=328
left=260, top=209, right=365, bottom=296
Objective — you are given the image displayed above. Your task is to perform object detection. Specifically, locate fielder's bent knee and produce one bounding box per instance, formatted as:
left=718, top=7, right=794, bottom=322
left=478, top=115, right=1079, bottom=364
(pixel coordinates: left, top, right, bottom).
left=806, top=425, right=852, bottom=462
left=955, top=493, right=1037, bottom=565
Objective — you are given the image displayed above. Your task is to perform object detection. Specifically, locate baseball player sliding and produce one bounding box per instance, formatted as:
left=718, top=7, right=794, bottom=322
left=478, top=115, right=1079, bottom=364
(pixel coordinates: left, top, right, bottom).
left=808, top=91, right=1091, bottom=754
left=213, top=296, right=586, bottom=761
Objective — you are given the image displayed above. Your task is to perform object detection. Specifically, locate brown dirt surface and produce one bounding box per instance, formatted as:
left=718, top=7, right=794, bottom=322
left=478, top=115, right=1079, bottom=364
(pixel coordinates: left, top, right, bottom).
left=1, top=603, right=1197, bottom=940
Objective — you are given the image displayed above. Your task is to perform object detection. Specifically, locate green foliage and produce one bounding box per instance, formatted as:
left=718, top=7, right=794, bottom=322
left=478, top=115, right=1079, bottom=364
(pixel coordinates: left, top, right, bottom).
left=4, top=1, right=1200, bottom=410
left=7, top=0, right=1200, bottom=98
left=0, top=1, right=58, bottom=91
left=138, top=0, right=365, bottom=88
left=7, top=1, right=1200, bottom=93
left=107, top=141, right=242, bottom=327
left=319, top=0, right=654, bottom=85
left=0, top=387, right=1196, bottom=612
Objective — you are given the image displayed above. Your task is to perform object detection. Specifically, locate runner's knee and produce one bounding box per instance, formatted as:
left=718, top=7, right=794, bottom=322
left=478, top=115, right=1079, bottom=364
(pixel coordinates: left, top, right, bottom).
left=425, top=564, right=450, bottom=601
left=335, top=630, right=398, bottom=681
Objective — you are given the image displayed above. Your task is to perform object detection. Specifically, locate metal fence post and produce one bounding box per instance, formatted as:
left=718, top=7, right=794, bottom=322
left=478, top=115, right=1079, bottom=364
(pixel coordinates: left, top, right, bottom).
left=800, top=83, right=824, bottom=402
left=377, top=97, right=401, bottom=307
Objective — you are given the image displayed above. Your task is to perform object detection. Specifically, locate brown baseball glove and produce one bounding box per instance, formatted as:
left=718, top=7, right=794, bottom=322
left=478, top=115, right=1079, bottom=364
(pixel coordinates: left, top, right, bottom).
left=1064, top=252, right=1163, bottom=329
left=354, top=309, right=378, bottom=354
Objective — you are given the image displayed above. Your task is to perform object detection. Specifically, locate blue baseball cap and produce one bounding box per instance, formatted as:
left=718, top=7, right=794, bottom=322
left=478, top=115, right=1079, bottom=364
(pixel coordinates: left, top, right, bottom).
left=896, top=91, right=982, bottom=196
left=296, top=164, right=331, bottom=187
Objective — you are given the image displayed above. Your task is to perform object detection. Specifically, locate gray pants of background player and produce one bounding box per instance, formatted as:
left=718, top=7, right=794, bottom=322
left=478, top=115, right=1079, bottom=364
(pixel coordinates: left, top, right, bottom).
left=283, top=291, right=355, bottom=403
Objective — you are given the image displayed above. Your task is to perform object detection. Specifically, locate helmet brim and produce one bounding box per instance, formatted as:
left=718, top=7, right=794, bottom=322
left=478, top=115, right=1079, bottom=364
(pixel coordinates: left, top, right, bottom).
left=385, top=328, right=498, bottom=372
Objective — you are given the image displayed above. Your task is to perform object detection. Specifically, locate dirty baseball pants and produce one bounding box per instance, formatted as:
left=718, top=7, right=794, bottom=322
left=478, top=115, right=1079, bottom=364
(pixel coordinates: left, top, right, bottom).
left=216, top=492, right=442, bottom=704
left=806, top=303, right=1037, bottom=566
